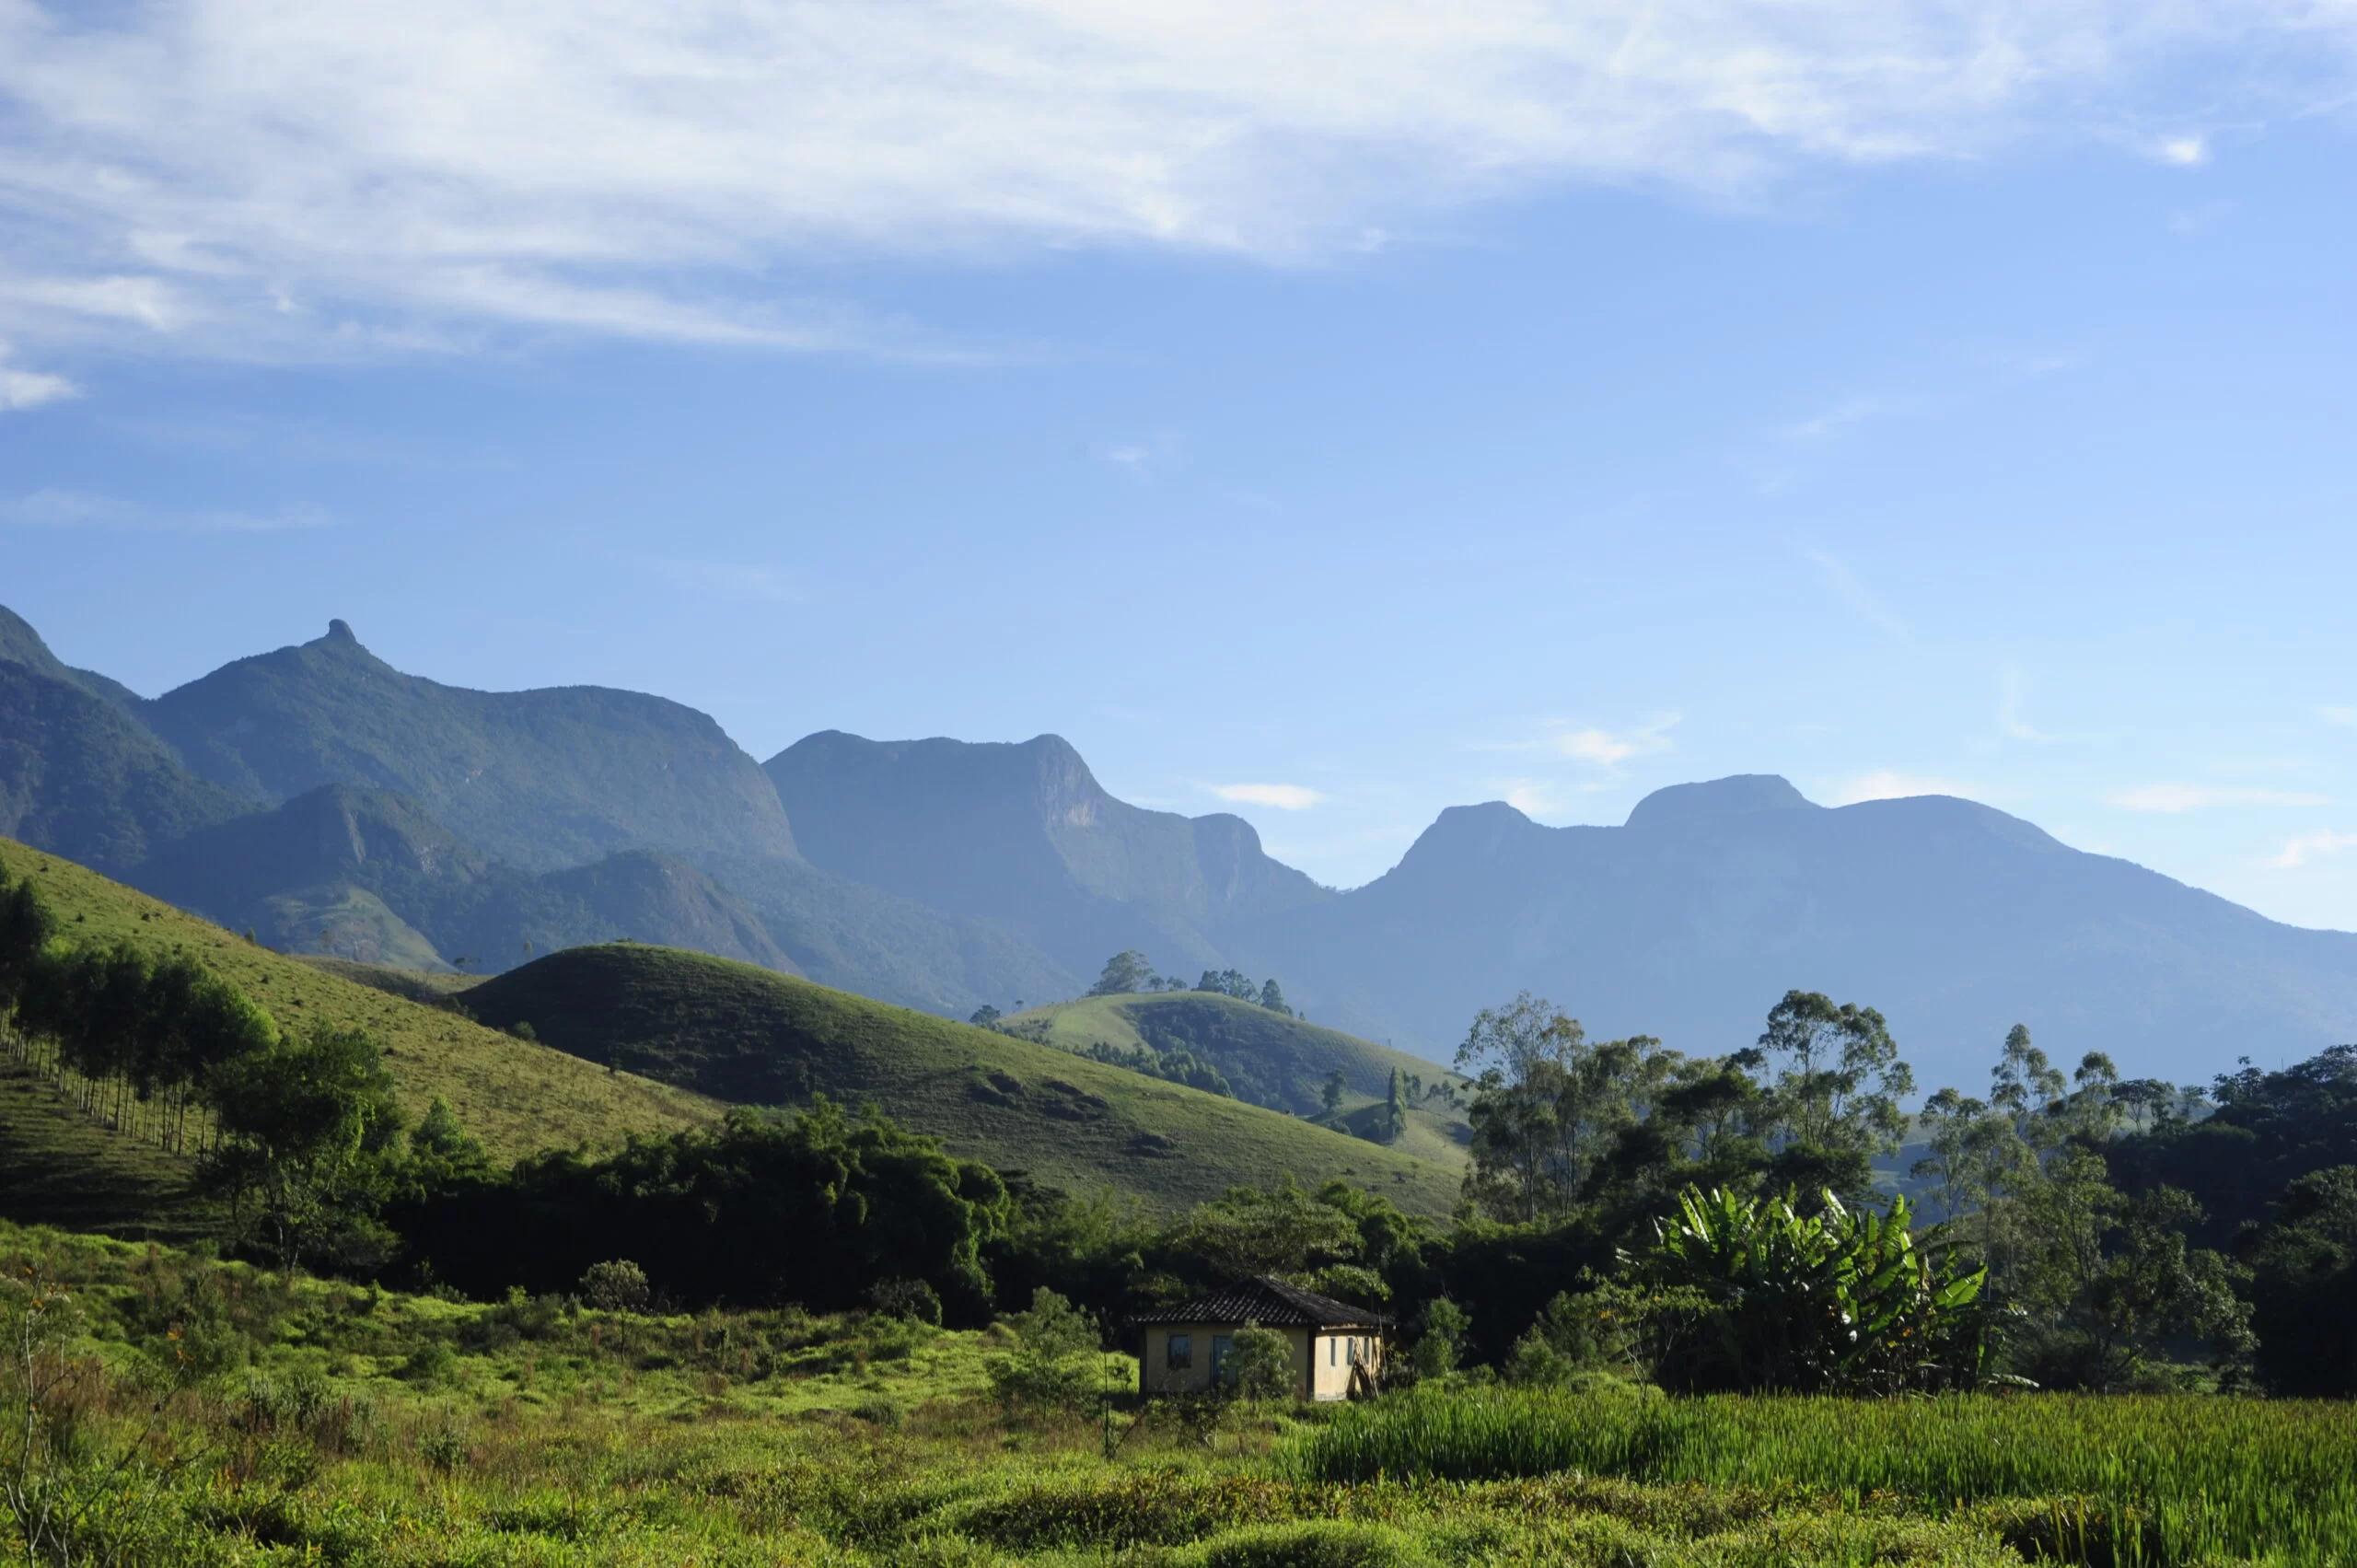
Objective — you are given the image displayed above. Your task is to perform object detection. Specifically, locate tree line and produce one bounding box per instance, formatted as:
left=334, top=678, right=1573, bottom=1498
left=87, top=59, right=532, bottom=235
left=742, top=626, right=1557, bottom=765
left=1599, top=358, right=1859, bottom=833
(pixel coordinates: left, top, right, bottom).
left=1084, top=951, right=1293, bottom=1016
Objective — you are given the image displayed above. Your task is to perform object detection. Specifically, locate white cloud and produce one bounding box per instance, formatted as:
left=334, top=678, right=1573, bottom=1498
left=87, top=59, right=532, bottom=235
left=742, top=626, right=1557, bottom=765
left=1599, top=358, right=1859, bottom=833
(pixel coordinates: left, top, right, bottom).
left=657, top=559, right=807, bottom=605
left=2271, top=830, right=2357, bottom=868
left=2154, top=134, right=2211, bottom=166
left=1552, top=714, right=1681, bottom=768
left=2322, top=705, right=2357, bottom=726
left=2109, top=784, right=2329, bottom=812
left=0, top=365, right=77, bottom=410
left=1779, top=392, right=1922, bottom=440
left=0, top=1, right=2347, bottom=360
left=0, top=487, right=325, bottom=531
left=1804, top=548, right=1910, bottom=639
left=1209, top=782, right=1326, bottom=811
left=1830, top=770, right=1979, bottom=806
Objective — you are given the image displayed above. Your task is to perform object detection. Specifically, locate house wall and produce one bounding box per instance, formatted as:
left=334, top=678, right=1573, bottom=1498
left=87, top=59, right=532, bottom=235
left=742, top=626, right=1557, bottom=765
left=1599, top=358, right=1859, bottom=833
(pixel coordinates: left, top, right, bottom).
left=1309, top=1330, right=1387, bottom=1400
left=1138, top=1324, right=1386, bottom=1401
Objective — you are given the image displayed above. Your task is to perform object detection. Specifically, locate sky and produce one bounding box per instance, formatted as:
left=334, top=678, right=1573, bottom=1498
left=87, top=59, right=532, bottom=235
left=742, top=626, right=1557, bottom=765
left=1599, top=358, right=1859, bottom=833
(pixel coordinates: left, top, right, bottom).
left=5, top=1, right=2357, bottom=927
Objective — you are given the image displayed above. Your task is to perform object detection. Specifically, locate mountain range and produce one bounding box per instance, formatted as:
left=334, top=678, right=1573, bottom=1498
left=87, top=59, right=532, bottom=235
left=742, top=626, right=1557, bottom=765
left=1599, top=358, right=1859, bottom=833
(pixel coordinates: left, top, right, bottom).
left=6, top=602, right=2355, bottom=1092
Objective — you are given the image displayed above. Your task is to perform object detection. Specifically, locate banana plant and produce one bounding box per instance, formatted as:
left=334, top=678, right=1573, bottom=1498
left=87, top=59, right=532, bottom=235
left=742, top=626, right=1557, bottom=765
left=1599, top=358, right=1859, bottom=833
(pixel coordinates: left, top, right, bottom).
left=1633, top=1185, right=1997, bottom=1394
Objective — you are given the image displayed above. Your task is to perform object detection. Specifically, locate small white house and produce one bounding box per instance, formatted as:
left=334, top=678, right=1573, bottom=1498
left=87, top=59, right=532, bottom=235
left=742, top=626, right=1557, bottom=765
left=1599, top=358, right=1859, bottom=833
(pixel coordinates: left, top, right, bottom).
left=1131, top=1276, right=1392, bottom=1401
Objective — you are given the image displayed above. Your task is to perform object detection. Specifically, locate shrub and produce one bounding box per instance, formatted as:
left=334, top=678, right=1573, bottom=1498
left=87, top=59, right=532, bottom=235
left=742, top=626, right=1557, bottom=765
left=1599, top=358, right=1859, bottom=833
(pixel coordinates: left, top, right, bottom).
left=868, top=1277, right=944, bottom=1325
left=985, top=1287, right=1101, bottom=1411
left=580, top=1259, right=651, bottom=1314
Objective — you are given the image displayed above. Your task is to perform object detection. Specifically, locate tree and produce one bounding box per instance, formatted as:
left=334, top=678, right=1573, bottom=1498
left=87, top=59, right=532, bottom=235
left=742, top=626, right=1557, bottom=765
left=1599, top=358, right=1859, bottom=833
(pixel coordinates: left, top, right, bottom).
left=968, top=1005, right=1003, bottom=1028
left=1089, top=952, right=1156, bottom=997
left=1258, top=978, right=1291, bottom=1016
left=1321, top=1070, right=1346, bottom=1118
left=1408, top=1297, right=1469, bottom=1380
left=986, top=1287, right=1101, bottom=1411
left=580, top=1259, right=652, bottom=1313
left=1912, top=1086, right=2003, bottom=1227
left=1753, top=991, right=1913, bottom=1196
left=1225, top=1321, right=1295, bottom=1402
left=1380, top=1069, right=1407, bottom=1142
left=1457, top=993, right=1677, bottom=1223
left=200, top=1022, right=404, bottom=1272
left=2244, top=1166, right=2357, bottom=1397
left=0, top=867, right=55, bottom=1016
left=1164, top=1179, right=1379, bottom=1301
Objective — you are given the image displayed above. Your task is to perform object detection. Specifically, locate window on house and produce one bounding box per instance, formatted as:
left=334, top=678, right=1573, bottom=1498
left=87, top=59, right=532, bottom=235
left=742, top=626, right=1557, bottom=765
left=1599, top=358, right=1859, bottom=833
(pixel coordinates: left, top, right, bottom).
left=1327, top=1337, right=1336, bottom=1366
left=1167, top=1332, right=1192, bottom=1370
left=1347, top=1337, right=1361, bottom=1366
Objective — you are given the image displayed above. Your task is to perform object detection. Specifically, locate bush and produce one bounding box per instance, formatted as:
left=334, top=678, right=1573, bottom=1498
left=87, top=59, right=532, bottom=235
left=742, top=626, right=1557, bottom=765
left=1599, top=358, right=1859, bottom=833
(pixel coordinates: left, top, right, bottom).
left=868, top=1277, right=944, bottom=1325
left=580, top=1259, right=651, bottom=1314
left=397, top=1340, right=459, bottom=1386
left=985, top=1287, right=1101, bottom=1411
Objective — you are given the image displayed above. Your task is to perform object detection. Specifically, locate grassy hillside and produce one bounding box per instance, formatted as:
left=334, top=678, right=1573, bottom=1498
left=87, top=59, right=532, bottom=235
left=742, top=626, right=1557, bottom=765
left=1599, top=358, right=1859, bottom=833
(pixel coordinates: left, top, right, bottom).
left=0, top=839, right=717, bottom=1233
left=1010, top=993, right=1459, bottom=1110
left=463, top=945, right=1464, bottom=1216
left=1008, top=992, right=1472, bottom=1171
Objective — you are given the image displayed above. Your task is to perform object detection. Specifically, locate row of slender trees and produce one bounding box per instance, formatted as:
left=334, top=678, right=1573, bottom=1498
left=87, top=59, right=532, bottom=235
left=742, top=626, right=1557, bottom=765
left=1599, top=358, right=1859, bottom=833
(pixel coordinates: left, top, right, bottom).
left=0, top=862, right=416, bottom=1272
left=0, top=868, right=277, bottom=1156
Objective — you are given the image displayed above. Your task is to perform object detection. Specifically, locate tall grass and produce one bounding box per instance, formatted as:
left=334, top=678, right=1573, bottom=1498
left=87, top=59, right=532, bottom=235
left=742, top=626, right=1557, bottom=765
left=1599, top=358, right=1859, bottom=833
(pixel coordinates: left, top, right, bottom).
left=1287, top=1387, right=2357, bottom=1565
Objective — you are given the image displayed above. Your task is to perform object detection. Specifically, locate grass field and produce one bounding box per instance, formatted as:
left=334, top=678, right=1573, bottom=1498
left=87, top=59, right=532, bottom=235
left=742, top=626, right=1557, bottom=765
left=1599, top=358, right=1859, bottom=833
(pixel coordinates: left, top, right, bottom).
left=1289, top=1385, right=2357, bottom=1565
left=0, top=840, right=718, bottom=1236
left=13, top=1220, right=2335, bottom=1568
left=462, top=945, right=1467, bottom=1217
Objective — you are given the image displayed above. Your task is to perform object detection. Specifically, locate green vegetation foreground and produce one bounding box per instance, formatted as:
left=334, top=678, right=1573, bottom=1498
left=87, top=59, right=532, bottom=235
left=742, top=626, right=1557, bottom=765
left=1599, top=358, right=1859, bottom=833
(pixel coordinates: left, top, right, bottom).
left=14, top=1222, right=2355, bottom=1567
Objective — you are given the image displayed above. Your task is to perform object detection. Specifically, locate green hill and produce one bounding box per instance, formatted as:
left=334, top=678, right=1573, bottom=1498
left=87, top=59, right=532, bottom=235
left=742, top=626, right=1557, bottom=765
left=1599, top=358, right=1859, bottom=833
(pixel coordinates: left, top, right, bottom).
left=1007, top=992, right=1459, bottom=1112
left=0, top=839, right=718, bottom=1235
left=1007, top=991, right=1471, bottom=1173
left=462, top=945, right=1464, bottom=1216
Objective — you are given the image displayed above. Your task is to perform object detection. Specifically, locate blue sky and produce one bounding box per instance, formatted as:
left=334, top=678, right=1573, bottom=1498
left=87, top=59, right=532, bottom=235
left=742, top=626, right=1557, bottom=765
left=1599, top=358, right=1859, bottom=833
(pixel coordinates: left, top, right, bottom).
left=5, top=2, right=2357, bottom=927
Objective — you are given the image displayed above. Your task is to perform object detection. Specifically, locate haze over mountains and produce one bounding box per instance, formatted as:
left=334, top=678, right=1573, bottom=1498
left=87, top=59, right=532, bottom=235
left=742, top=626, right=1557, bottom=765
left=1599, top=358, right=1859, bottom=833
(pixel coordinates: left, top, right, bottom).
left=5, top=602, right=2354, bottom=1091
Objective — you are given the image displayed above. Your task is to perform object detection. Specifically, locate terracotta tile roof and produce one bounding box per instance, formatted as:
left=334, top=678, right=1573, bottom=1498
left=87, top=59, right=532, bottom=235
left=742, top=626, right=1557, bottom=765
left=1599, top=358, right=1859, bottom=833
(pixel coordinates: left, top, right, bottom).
left=1129, top=1274, right=1394, bottom=1329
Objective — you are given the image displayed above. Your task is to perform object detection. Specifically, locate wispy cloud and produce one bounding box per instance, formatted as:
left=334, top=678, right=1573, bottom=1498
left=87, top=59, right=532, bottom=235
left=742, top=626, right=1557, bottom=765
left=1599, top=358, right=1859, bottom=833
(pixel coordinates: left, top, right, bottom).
left=2109, top=784, right=2330, bottom=812
left=2322, top=705, right=2357, bottom=726
left=1096, top=433, right=1181, bottom=477
left=1996, top=666, right=2117, bottom=744
left=2153, top=134, right=2211, bottom=166
left=1804, top=548, right=1910, bottom=639
left=1830, top=770, right=1979, bottom=806
left=657, top=560, right=807, bottom=606
left=0, top=365, right=78, bottom=411
left=1209, top=783, right=1325, bottom=811
left=0, top=2, right=2348, bottom=362
left=1778, top=393, right=1922, bottom=440
left=2271, top=830, right=2357, bottom=869
left=1552, top=714, right=1682, bottom=768
left=0, top=488, right=325, bottom=532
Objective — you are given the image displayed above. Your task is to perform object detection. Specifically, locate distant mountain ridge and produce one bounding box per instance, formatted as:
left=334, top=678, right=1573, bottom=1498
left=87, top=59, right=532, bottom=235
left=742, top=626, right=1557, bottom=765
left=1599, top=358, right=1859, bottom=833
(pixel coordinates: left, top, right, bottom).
left=766, top=730, right=1329, bottom=982
left=143, top=620, right=800, bottom=872
left=0, top=609, right=253, bottom=874
left=0, top=608, right=1077, bottom=1012
left=1236, top=776, right=2357, bottom=1087
left=7, top=600, right=2357, bottom=1096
